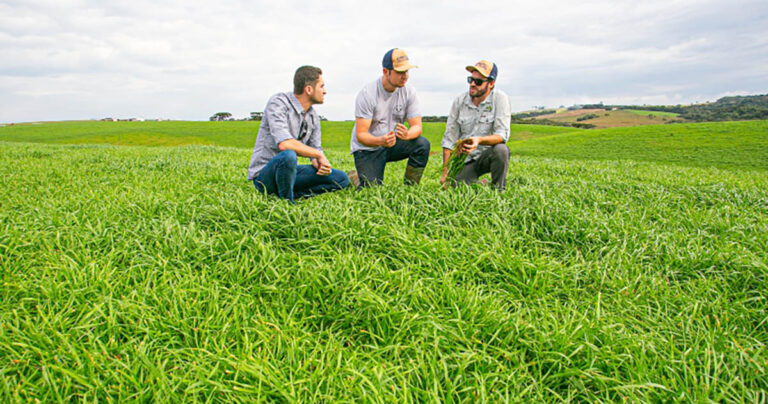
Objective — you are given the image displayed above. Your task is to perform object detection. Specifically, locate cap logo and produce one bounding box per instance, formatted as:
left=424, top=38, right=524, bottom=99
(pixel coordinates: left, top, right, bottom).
left=476, top=62, right=488, bottom=70
left=396, top=55, right=408, bottom=63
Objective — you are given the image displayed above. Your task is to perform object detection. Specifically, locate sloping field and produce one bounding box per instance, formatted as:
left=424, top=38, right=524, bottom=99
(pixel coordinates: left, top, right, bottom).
left=533, top=108, right=606, bottom=120
left=510, top=120, right=768, bottom=170
left=531, top=109, right=681, bottom=128
left=626, top=109, right=680, bottom=118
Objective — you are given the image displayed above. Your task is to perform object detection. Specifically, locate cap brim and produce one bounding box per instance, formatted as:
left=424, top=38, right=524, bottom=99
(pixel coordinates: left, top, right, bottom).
left=394, top=63, right=418, bottom=72
left=466, top=65, right=489, bottom=78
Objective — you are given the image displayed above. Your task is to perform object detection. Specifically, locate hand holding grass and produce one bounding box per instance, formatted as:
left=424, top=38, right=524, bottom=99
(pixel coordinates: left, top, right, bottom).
left=442, top=138, right=470, bottom=189
left=460, top=136, right=480, bottom=154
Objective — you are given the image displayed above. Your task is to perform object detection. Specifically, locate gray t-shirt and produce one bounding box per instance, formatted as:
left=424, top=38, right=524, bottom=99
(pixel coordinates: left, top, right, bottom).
left=247, top=92, right=321, bottom=180
left=441, top=89, right=511, bottom=162
left=350, top=78, right=420, bottom=153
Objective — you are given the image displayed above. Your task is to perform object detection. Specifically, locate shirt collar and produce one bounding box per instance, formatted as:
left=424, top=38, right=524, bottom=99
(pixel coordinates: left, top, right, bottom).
left=463, top=89, right=494, bottom=109
left=289, top=93, right=312, bottom=116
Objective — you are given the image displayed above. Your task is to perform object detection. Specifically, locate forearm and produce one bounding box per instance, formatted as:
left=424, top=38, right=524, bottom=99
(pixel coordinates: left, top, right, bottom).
left=356, top=131, right=383, bottom=147
left=478, top=134, right=505, bottom=145
left=442, top=148, right=451, bottom=174
left=405, top=124, right=422, bottom=140
left=278, top=139, right=323, bottom=159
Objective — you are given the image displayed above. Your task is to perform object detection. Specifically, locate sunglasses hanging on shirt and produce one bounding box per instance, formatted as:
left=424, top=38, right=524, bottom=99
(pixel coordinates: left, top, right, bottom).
left=298, top=116, right=308, bottom=140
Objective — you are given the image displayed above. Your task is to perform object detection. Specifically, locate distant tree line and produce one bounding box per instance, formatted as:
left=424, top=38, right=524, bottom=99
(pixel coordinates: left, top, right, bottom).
left=609, top=94, right=768, bottom=122
left=422, top=116, right=448, bottom=122
left=513, top=109, right=557, bottom=119
left=678, top=95, right=768, bottom=121
left=209, top=112, right=328, bottom=122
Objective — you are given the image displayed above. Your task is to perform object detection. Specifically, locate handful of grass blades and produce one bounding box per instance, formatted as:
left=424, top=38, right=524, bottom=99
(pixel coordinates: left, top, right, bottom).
left=444, top=138, right=470, bottom=188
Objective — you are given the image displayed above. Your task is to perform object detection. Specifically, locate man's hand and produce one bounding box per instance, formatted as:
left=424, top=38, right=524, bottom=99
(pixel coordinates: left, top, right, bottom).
left=380, top=131, right=396, bottom=148
left=394, top=123, right=409, bottom=140
left=312, top=153, right=332, bottom=176
left=440, top=172, right=449, bottom=189
left=460, top=137, right=480, bottom=154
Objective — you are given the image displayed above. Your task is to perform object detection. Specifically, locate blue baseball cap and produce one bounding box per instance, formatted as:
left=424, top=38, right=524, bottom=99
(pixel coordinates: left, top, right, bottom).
left=382, top=48, right=418, bottom=72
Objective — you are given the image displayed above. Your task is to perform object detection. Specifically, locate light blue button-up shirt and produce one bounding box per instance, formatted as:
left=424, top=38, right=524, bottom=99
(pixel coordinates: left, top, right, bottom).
left=442, top=89, right=511, bottom=162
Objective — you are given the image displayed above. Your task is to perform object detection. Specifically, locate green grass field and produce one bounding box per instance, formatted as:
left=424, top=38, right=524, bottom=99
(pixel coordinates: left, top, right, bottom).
left=0, top=121, right=576, bottom=153
left=509, top=120, right=768, bottom=170
left=625, top=109, right=680, bottom=118
left=1, top=120, right=767, bottom=401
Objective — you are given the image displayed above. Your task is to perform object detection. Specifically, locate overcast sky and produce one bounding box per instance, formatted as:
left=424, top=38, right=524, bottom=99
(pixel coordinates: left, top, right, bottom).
left=1, top=0, right=767, bottom=122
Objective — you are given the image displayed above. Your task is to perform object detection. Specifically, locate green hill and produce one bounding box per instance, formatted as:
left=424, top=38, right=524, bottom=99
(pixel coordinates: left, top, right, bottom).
left=509, top=120, right=768, bottom=170
left=682, top=94, right=768, bottom=121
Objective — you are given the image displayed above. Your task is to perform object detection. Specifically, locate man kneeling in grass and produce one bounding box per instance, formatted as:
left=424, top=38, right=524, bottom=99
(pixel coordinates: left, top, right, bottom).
left=440, top=60, right=511, bottom=190
left=247, top=65, right=349, bottom=203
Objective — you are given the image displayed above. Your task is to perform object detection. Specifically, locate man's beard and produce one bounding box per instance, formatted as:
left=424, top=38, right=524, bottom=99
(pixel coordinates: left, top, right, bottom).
left=471, top=86, right=487, bottom=98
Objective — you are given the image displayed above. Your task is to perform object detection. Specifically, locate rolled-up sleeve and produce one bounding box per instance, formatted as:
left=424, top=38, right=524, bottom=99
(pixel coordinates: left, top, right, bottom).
left=441, top=97, right=461, bottom=150
left=493, top=92, right=511, bottom=142
left=307, top=114, right=322, bottom=151
left=264, top=96, right=294, bottom=147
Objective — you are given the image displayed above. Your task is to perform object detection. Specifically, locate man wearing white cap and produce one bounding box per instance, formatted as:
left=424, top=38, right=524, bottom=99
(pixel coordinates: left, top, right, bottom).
left=440, top=60, right=511, bottom=190
left=348, top=48, right=430, bottom=188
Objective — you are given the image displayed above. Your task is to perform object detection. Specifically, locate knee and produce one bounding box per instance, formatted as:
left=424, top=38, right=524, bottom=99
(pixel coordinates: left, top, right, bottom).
left=492, top=143, right=510, bottom=161
left=331, top=169, right=350, bottom=189
left=276, top=149, right=298, bottom=168
left=416, top=136, right=431, bottom=153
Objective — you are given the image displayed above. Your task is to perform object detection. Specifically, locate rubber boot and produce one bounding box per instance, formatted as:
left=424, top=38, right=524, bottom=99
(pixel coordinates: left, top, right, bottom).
left=404, top=165, right=424, bottom=185
left=346, top=170, right=360, bottom=188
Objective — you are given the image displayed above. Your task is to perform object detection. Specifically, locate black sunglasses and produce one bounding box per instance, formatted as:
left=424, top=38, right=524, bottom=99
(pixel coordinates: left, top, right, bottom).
left=467, top=76, right=490, bottom=86
left=298, top=117, right=308, bottom=140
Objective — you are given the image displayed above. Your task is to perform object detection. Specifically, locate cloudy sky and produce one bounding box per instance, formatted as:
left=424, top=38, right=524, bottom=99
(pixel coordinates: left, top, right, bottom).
left=1, top=0, right=767, bottom=122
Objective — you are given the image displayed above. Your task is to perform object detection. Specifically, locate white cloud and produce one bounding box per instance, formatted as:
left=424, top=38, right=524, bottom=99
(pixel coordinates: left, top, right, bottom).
left=1, top=0, right=767, bottom=122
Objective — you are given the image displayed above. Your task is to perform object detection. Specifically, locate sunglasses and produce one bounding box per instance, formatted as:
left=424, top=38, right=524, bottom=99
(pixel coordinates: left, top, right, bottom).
left=467, top=76, right=490, bottom=86
left=298, top=117, right=308, bottom=140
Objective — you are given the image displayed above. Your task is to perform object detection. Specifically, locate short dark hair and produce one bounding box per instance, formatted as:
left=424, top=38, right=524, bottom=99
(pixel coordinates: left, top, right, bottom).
left=293, top=65, right=322, bottom=95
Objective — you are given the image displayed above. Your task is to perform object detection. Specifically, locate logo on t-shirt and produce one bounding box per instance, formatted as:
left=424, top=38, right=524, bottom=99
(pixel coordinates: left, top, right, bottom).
left=395, top=104, right=404, bottom=113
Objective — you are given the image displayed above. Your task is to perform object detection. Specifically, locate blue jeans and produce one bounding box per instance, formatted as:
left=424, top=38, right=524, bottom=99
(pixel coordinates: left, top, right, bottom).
left=252, top=150, right=349, bottom=202
left=352, top=136, right=430, bottom=187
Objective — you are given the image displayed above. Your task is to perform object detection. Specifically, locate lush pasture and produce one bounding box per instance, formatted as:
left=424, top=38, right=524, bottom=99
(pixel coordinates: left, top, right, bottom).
left=1, top=120, right=767, bottom=401
left=625, top=109, right=680, bottom=118
left=0, top=120, right=575, bottom=154
left=510, top=120, right=768, bottom=170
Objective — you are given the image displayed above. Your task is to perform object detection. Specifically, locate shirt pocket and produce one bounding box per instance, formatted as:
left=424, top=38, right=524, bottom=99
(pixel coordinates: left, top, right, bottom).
left=476, top=113, right=494, bottom=134
left=458, top=116, right=475, bottom=134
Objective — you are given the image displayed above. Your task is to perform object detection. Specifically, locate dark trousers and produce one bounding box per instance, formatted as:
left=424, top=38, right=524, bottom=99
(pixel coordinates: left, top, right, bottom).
left=352, top=137, right=430, bottom=187
left=455, top=144, right=510, bottom=190
left=253, top=150, right=349, bottom=203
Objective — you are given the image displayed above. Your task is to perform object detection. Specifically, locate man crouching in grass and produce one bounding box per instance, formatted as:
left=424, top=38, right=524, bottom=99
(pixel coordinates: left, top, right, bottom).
left=247, top=65, right=349, bottom=203
left=440, top=60, right=511, bottom=190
